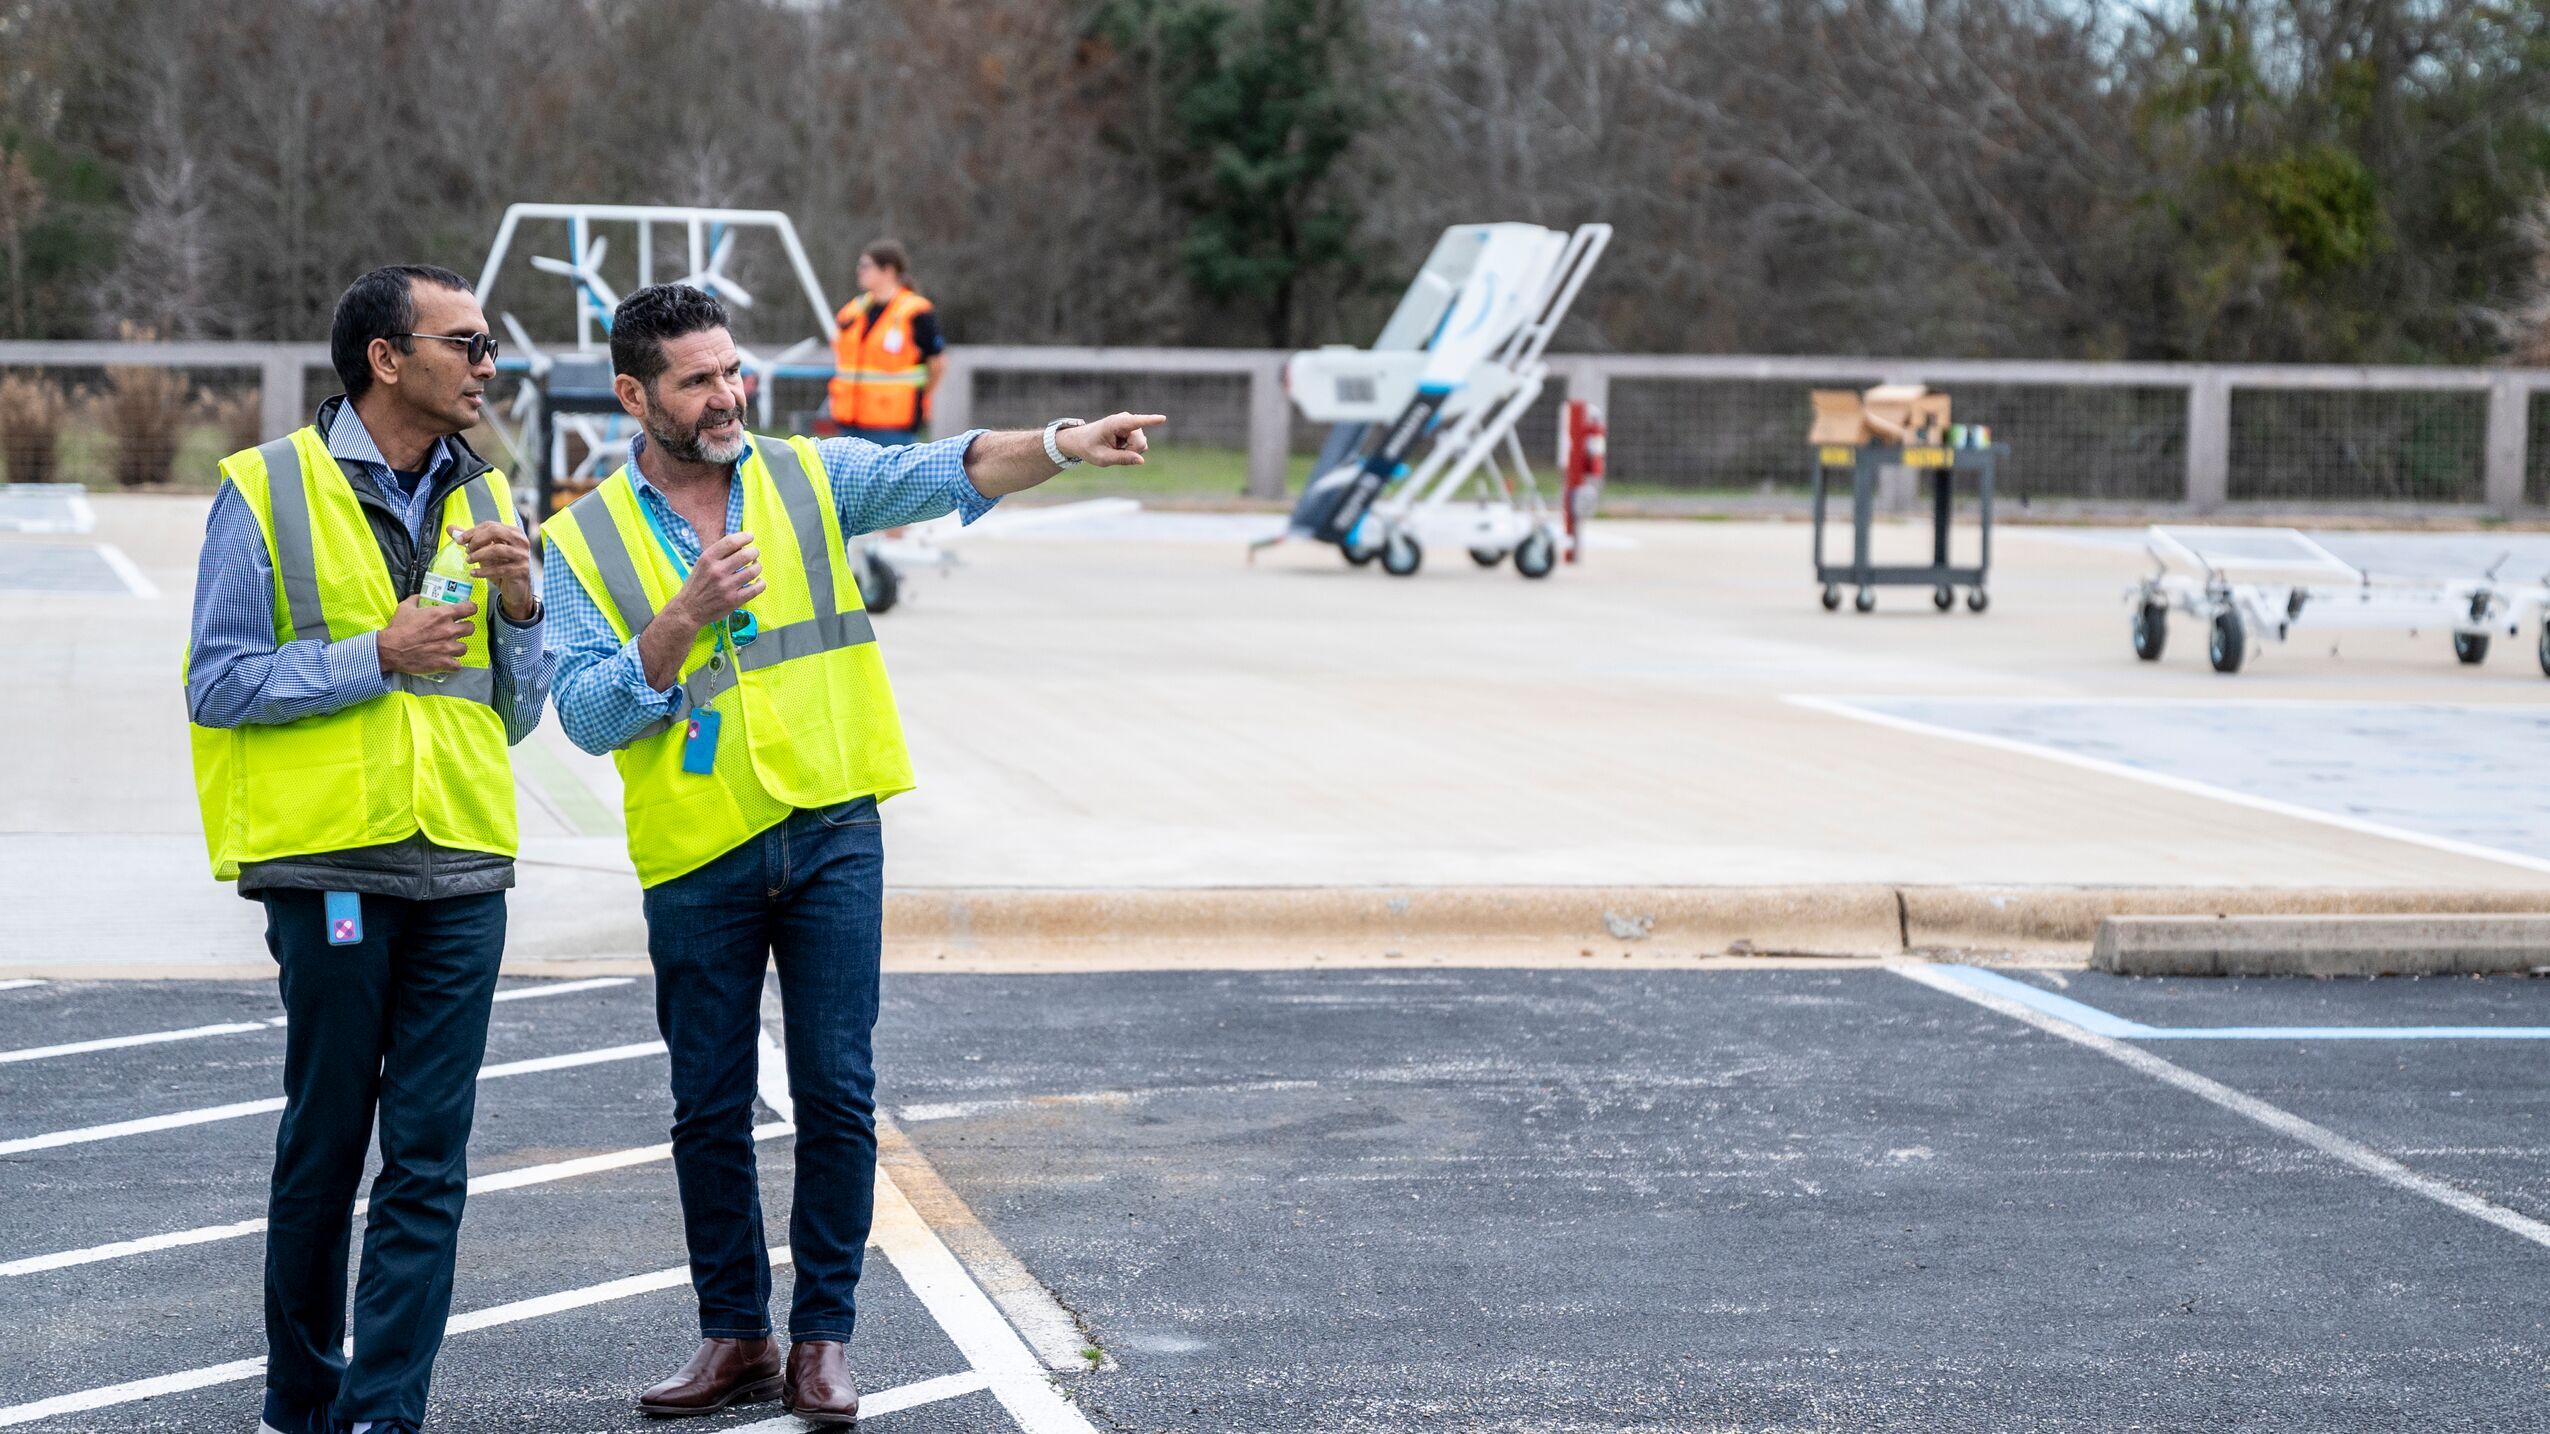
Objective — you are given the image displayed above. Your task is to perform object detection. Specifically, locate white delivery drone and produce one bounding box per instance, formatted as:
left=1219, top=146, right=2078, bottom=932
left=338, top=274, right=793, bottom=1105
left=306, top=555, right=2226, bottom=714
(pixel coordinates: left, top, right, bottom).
left=1260, top=221, right=1610, bottom=577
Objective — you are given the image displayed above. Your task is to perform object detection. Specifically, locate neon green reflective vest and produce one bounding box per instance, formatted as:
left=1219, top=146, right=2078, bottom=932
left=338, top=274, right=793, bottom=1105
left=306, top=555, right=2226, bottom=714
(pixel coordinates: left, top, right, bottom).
left=187, top=428, right=520, bottom=880
left=542, top=435, right=913, bottom=887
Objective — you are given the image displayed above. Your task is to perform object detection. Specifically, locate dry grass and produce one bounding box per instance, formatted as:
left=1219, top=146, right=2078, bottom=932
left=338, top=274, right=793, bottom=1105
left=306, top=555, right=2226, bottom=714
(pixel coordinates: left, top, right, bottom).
left=190, top=385, right=262, bottom=457
left=0, top=373, right=70, bottom=485
left=100, top=326, right=190, bottom=488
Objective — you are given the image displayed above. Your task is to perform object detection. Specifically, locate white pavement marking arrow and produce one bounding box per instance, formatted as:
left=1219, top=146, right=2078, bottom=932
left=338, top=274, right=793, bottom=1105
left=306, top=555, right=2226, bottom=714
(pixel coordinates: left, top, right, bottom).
left=0, top=1039, right=667, bottom=1156
left=1898, top=962, right=2550, bottom=1255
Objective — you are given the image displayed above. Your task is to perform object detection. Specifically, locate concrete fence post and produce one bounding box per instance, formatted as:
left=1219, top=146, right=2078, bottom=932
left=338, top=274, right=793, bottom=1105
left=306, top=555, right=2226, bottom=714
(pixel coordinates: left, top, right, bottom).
left=1246, top=356, right=1291, bottom=499
left=2484, top=374, right=2528, bottom=513
left=933, top=350, right=975, bottom=439
left=259, top=349, right=306, bottom=442
left=1560, top=358, right=1610, bottom=420
left=2185, top=370, right=2230, bottom=512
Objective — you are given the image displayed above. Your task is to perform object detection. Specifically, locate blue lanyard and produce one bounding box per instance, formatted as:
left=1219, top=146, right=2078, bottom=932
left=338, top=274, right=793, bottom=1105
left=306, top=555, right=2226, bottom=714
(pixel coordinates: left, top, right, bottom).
left=634, top=482, right=754, bottom=654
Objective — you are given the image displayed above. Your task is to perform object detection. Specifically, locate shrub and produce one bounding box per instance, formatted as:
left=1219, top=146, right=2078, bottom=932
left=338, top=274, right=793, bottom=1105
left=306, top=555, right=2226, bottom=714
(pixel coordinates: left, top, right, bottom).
left=102, top=340, right=189, bottom=488
left=0, top=373, right=69, bottom=485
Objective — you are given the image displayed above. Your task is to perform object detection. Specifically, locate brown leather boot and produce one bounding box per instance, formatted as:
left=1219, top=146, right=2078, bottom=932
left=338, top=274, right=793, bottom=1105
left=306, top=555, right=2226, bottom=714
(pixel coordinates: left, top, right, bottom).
left=784, top=1340, right=861, bottom=1427
left=637, top=1337, right=784, bottom=1417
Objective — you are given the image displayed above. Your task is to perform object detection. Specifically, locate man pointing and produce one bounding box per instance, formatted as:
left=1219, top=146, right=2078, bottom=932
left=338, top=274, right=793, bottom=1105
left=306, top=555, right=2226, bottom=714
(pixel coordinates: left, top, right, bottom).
left=542, top=283, right=1160, bottom=1425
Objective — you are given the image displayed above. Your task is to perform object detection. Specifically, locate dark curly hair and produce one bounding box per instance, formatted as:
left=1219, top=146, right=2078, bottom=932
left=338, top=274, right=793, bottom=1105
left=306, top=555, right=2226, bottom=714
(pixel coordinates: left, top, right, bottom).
left=610, top=283, right=731, bottom=387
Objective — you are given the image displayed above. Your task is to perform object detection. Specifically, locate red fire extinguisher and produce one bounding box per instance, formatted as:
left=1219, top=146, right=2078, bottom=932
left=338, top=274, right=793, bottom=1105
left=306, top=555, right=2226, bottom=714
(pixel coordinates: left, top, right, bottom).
left=1560, top=399, right=1606, bottom=564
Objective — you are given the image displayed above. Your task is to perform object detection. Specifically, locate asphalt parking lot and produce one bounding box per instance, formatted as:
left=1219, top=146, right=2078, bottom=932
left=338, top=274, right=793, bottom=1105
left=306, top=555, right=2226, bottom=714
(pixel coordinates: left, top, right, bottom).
left=5, top=967, right=2550, bottom=1433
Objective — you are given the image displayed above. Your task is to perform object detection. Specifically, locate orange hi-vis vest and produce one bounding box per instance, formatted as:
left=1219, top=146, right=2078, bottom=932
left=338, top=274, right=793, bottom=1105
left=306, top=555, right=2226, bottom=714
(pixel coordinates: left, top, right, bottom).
left=828, top=287, right=933, bottom=431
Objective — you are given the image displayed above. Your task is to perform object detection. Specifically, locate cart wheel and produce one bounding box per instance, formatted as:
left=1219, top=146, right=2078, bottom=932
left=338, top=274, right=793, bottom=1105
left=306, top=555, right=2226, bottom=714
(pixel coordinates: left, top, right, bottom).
left=2131, top=602, right=2167, bottom=661
left=1343, top=544, right=1378, bottom=567
left=1381, top=529, right=1423, bottom=578
left=2209, top=608, right=2247, bottom=673
left=1821, top=584, right=1842, bottom=611
left=1933, top=585, right=1955, bottom=611
left=2454, top=632, right=2491, bottom=665
left=1469, top=547, right=1505, bottom=568
left=1966, top=588, right=1989, bottom=613
left=855, top=548, right=900, bottom=615
left=1514, top=529, right=1557, bottom=579
left=1854, top=588, right=1876, bottom=613
left=2539, top=622, right=2550, bottom=677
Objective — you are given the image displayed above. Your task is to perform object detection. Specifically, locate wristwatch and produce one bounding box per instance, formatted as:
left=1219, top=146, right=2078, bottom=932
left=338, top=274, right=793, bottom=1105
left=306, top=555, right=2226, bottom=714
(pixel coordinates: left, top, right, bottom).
left=1043, top=417, right=1087, bottom=469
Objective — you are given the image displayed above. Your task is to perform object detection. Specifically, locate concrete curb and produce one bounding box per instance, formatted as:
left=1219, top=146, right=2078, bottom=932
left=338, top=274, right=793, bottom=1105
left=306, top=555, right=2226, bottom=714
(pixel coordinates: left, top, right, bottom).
left=2092, top=913, right=2550, bottom=977
left=19, top=884, right=2550, bottom=979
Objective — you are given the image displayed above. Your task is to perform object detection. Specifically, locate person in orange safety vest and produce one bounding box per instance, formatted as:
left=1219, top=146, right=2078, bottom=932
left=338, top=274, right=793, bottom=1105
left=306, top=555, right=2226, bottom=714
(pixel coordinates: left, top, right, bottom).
left=825, top=239, right=943, bottom=446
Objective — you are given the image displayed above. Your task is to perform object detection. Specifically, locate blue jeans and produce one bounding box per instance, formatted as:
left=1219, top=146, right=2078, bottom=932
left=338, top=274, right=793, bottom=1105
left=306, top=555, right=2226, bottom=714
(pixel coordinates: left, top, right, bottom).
left=842, top=425, right=918, bottom=448
left=261, top=888, right=505, bottom=1430
left=641, top=798, right=884, bottom=1343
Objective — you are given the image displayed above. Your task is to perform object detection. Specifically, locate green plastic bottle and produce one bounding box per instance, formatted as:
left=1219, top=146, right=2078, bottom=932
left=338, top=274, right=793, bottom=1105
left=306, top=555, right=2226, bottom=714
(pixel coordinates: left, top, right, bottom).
left=416, top=533, right=474, bottom=683
left=420, top=533, right=474, bottom=607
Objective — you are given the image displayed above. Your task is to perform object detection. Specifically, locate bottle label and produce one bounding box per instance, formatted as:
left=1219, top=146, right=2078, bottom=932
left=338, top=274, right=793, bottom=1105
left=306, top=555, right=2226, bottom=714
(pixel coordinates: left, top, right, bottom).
left=420, top=572, right=473, bottom=606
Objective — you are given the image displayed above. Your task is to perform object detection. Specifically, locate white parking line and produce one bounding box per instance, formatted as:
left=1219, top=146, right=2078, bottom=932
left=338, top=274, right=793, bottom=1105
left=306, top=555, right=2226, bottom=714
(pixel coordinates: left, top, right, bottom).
left=724, top=1370, right=995, bottom=1430
left=756, top=1028, right=1099, bottom=1434
left=0, top=1213, right=1012, bottom=1429
left=0, top=1040, right=668, bottom=1156
left=0, top=1123, right=795, bottom=1279
left=0, top=1249, right=790, bottom=1428
left=0, top=976, right=634, bottom=1067
left=0, top=980, right=45, bottom=993
left=1898, top=963, right=2550, bottom=1255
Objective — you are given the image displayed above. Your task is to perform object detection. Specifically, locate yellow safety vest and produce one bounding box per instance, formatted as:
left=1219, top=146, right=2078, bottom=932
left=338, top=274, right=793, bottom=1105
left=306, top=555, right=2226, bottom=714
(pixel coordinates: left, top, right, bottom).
left=541, top=435, right=913, bottom=887
left=187, top=428, right=520, bottom=880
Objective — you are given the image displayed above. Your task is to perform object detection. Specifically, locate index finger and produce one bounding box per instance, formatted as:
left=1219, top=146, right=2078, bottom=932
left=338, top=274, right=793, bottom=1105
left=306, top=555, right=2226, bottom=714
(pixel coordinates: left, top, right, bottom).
left=705, top=531, right=754, bottom=558
left=1115, top=413, right=1169, bottom=432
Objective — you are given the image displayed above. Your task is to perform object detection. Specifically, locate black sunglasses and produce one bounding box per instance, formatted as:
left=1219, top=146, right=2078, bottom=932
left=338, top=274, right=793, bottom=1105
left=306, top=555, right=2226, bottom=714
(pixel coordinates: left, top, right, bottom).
left=395, top=331, right=501, bottom=364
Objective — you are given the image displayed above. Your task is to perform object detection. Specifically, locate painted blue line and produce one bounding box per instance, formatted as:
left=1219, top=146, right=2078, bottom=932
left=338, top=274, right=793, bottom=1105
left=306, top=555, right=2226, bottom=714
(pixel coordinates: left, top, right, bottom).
left=1931, top=966, right=2550, bottom=1041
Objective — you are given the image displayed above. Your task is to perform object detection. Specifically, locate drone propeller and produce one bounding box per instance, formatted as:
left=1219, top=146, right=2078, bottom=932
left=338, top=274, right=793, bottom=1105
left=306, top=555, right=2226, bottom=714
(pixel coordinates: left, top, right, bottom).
left=683, top=230, right=755, bottom=309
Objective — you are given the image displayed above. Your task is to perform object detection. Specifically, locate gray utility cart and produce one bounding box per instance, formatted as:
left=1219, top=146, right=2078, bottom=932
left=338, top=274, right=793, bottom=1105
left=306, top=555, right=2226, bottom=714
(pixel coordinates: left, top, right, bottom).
left=1810, top=441, right=1997, bottom=613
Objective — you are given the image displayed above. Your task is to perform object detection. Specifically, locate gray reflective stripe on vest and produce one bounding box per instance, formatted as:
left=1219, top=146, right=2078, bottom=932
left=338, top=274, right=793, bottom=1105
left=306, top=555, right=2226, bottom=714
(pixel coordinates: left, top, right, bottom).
left=759, top=440, right=838, bottom=622
left=570, top=488, right=658, bottom=634
left=738, top=608, right=875, bottom=669
left=259, top=436, right=330, bottom=642
left=387, top=667, right=497, bottom=703
left=454, top=473, right=499, bottom=529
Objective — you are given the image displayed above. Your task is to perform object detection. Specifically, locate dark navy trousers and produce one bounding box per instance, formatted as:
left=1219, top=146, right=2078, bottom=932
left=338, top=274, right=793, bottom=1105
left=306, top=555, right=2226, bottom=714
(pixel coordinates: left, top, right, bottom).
left=641, top=798, right=884, bottom=1343
left=261, top=888, right=504, bottom=1429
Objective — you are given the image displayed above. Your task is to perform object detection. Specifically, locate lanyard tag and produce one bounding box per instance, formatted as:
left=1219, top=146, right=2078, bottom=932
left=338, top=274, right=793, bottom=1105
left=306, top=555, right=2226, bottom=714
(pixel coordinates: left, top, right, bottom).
left=323, top=890, right=364, bottom=946
left=682, top=708, right=722, bottom=774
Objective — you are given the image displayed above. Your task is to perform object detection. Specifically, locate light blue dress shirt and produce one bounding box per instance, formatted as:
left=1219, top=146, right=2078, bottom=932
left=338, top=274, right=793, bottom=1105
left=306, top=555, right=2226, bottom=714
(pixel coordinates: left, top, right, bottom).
left=184, top=398, right=550, bottom=745
left=542, top=429, right=992, bottom=756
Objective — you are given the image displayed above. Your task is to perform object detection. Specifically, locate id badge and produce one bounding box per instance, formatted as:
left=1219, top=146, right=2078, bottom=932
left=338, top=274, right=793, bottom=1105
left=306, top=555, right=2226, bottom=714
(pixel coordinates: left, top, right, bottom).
left=323, top=890, right=364, bottom=947
left=682, top=709, right=722, bottom=774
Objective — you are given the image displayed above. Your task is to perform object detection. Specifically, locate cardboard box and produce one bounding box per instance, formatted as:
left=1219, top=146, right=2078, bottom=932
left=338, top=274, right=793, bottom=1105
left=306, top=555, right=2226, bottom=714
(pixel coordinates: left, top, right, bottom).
left=1807, top=384, right=1952, bottom=448
left=1809, top=390, right=1866, bottom=445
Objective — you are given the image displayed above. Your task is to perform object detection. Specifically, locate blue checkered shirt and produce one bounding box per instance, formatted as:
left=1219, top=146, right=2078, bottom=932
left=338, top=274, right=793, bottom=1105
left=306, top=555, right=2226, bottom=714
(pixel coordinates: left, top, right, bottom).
left=542, top=430, right=992, bottom=755
left=185, top=399, right=550, bottom=744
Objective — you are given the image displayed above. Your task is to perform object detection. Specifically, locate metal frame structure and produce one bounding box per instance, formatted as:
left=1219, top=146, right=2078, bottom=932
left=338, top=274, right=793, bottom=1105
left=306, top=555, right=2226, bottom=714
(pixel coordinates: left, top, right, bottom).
left=2131, top=524, right=2550, bottom=674
left=1265, top=222, right=1612, bottom=578
left=472, top=204, right=842, bottom=509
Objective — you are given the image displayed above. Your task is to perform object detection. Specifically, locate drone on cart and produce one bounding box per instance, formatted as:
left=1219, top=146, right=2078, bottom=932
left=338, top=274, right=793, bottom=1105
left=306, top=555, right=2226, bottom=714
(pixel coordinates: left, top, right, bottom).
left=2130, top=525, right=2550, bottom=675
left=1257, top=221, right=1612, bottom=578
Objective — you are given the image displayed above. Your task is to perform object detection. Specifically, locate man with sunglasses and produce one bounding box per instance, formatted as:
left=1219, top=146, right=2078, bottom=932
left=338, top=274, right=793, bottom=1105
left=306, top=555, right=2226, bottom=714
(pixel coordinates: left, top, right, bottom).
left=185, top=264, right=549, bottom=1434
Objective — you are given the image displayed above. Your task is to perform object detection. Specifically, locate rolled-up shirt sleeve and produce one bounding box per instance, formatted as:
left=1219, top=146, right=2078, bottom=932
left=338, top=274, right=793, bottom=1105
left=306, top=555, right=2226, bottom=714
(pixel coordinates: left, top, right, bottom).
left=820, top=430, right=995, bottom=536
left=542, top=532, right=685, bottom=755
left=185, top=481, right=388, bottom=729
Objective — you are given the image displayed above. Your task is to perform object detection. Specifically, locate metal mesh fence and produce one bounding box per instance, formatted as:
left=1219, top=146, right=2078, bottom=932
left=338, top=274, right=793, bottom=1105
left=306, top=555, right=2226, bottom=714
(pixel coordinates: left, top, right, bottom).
left=1604, top=376, right=2186, bottom=498
left=971, top=369, right=1253, bottom=448
left=0, top=364, right=263, bottom=488
left=2525, top=390, right=2550, bottom=507
left=2228, top=387, right=2486, bottom=504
